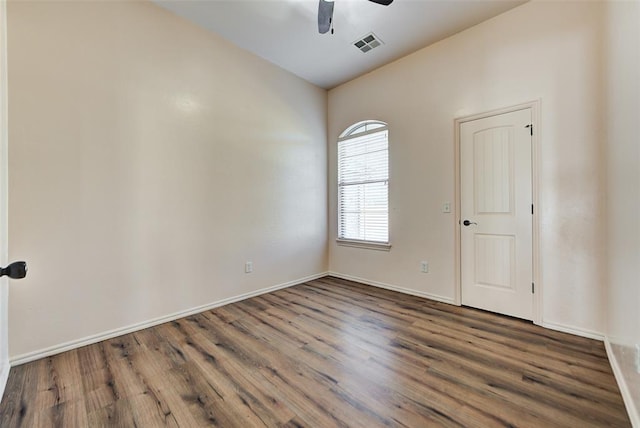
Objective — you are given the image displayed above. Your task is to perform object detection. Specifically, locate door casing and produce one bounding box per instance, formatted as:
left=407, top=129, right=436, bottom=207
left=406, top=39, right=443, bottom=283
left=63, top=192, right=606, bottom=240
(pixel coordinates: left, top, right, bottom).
left=0, top=0, right=9, bottom=399
left=454, top=100, right=541, bottom=326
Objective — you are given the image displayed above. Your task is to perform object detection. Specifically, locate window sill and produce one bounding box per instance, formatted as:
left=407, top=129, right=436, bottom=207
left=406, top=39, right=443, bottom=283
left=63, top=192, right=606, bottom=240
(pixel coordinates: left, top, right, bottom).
left=336, top=239, right=392, bottom=251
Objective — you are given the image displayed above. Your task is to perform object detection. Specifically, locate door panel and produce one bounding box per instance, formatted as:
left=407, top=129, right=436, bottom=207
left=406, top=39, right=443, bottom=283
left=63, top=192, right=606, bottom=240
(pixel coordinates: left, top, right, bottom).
left=474, top=234, right=515, bottom=290
left=474, top=127, right=513, bottom=214
left=460, top=108, right=533, bottom=320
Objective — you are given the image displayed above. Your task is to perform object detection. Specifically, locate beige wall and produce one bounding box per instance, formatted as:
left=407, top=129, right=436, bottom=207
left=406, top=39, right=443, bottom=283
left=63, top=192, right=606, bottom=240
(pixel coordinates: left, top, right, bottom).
left=328, top=1, right=606, bottom=336
left=603, top=0, right=640, bottom=423
left=7, top=1, right=327, bottom=358
left=604, top=0, right=640, bottom=350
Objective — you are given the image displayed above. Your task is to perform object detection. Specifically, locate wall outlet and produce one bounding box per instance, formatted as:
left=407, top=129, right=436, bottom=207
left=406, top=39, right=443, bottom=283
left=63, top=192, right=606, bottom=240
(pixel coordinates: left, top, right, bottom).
left=442, top=202, right=451, bottom=213
left=420, top=261, right=429, bottom=273
left=245, top=261, right=253, bottom=273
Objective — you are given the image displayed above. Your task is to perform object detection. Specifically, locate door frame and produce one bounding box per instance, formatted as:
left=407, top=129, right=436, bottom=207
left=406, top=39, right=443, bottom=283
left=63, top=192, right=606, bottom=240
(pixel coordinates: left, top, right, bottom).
left=0, top=0, right=9, bottom=399
left=453, top=100, right=542, bottom=326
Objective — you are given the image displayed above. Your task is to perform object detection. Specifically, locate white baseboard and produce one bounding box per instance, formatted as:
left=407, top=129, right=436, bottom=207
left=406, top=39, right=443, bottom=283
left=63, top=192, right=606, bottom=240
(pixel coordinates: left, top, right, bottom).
left=328, top=271, right=455, bottom=305
left=328, top=273, right=606, bottom=343
left=605, top=338, right=640, bottom=427
left=541, top=320, right=604, bottom=341
left=10, top=272, right=329, bottom=366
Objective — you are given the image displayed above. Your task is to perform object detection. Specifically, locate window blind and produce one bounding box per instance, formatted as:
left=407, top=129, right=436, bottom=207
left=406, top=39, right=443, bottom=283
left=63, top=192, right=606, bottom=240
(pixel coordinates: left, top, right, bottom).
left=338, top=127, right=389, bottom=243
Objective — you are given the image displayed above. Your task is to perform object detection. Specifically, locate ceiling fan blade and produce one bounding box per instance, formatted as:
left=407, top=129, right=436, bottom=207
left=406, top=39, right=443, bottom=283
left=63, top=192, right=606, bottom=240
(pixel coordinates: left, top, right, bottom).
left=368, top=0, right=393, bottom=5
left=318, top=0, right=334, bottom=34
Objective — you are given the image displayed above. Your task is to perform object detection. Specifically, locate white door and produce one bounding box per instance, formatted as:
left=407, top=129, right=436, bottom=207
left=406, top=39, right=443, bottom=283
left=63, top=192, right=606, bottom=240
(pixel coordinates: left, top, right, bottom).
left=460, top=108, right=533, bottom=320
left=0, top=0, right=9, bottom=398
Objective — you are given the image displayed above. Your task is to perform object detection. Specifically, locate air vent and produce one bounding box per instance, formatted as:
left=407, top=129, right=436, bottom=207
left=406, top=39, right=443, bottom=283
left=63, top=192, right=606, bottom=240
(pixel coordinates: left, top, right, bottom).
left=353, top=33, right=383, bottom=53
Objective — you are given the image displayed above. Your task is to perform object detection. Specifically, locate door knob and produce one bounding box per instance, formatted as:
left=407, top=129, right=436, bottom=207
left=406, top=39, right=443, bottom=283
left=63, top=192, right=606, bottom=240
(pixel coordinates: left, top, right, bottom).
left=0, top=261, right=27, bottom=279
left=462, top=220, right=477, bottom=226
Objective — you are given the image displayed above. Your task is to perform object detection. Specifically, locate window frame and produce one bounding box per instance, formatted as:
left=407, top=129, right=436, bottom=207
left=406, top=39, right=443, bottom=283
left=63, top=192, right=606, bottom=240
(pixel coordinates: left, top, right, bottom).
left=336, top=120, right=391, bottom=251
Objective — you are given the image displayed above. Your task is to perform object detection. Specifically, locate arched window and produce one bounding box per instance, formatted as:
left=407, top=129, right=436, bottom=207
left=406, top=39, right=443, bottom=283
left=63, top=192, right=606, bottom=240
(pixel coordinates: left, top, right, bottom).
left=337, top=120, right=389, bottom=245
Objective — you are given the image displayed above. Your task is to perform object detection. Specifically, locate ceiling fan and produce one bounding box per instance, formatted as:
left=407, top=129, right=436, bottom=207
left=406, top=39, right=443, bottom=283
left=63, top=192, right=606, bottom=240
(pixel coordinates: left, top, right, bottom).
left=318, top=0, right=394, bottom=34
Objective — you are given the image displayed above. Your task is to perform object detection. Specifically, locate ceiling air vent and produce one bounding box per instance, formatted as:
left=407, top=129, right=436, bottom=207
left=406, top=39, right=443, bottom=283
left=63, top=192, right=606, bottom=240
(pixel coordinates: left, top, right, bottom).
left=353, top=33, right=383, bottom=53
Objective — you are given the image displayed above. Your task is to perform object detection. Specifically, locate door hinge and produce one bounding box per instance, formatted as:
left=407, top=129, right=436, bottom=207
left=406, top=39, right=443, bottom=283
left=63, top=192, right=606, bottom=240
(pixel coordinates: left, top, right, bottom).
left=525, top=124, right=533, bottom=136
left=531, top=204, right=534, bottom=215
left=532, top=282, right=535, bottom=294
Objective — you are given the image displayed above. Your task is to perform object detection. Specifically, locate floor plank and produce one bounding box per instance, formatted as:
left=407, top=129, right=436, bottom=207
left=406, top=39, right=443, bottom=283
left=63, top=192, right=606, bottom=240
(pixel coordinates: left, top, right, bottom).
left=0, top=276, right=631, bottom=427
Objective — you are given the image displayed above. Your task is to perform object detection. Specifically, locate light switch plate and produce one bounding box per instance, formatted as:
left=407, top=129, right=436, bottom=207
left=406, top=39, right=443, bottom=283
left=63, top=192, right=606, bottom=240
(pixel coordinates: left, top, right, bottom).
left=443, top=202, right=451, bottom=213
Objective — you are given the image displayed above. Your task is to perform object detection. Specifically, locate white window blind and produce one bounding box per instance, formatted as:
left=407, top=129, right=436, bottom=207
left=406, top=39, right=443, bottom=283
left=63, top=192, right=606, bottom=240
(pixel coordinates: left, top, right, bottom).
left=338, top=124, right=389, bottom=243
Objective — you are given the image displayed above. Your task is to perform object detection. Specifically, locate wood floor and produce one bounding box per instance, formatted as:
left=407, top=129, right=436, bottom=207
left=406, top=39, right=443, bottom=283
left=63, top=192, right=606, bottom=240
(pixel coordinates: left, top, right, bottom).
left=0, top=276, right=631, bottom=427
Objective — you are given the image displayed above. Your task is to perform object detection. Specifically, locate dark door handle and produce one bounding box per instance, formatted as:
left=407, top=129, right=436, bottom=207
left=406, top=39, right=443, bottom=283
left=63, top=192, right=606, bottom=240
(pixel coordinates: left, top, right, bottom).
left=462, top=220, right=478, bottom=226
left=0, top=261, right=27, bottom=279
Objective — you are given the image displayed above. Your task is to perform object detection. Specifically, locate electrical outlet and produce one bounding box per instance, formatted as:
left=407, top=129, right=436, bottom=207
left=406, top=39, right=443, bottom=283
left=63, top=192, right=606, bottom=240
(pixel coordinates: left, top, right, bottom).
left=442, top=202, right=451, bottom=213
left=245, top=261, right=253, bottom=273
left=420, top=261, right=429, bottom=273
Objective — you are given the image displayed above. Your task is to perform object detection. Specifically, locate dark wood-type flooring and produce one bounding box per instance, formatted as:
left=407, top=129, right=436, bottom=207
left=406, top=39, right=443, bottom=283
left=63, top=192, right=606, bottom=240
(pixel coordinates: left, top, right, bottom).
left=0, top=276, right=631, bottom=427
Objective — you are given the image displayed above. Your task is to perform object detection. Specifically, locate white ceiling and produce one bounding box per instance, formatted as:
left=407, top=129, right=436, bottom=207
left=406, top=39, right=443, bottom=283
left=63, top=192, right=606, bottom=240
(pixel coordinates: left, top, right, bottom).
left=155, top=0, right=527, bottom=89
